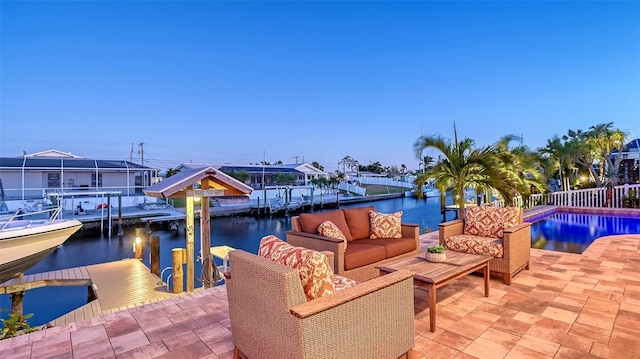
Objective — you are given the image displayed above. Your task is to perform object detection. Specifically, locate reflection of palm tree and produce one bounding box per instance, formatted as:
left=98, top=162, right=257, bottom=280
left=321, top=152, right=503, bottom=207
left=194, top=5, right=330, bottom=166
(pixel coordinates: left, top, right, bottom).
left=413, top=125, right=515, bottom=212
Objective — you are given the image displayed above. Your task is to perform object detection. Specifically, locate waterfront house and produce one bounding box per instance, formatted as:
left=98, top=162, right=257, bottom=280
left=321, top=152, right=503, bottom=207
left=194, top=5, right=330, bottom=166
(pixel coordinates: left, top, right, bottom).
left=611, top=138, right=640, bottom=183
left=177, top=162, right=329, bottom=189
left=0, top=149, right=159, bottom=211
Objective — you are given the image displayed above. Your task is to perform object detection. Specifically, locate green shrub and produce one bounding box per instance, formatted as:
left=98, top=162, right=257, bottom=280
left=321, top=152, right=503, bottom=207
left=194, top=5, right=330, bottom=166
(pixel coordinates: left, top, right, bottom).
left=426, top=245, right=446, bottom=254
left=1, top=310, right=38, bottom=340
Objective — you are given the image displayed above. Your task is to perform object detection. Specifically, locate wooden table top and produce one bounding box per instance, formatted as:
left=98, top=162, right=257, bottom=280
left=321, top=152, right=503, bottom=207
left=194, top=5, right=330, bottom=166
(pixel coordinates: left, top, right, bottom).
left=377, top=251, right=491, bottom=285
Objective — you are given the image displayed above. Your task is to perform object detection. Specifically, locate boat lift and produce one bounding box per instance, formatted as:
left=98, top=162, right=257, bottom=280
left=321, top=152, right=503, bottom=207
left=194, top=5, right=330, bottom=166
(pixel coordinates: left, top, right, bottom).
left=48, top=190, right=123, bottom=237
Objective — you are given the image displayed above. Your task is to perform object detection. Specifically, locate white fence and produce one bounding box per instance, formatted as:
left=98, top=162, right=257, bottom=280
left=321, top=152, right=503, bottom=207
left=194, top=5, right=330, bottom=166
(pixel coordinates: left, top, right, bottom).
left=338, top=182, right=367, bottom=196
left=355, top=177, right=414, bottom=189
left=525, top=183, right=640, bottom=209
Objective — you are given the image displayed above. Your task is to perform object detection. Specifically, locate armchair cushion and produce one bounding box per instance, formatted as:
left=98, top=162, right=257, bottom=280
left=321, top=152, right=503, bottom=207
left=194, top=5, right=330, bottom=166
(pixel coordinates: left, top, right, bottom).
left=258, top=235, right=335, bottom=300
left=298, top=210, right=353, bottom=242
left=342, top=206, right=375, bottom=240
left=317, top=221, right=348, bottom=249
left=463, top=206, right=520, bottom=238
left=444, top=234, right=504, bottom=258
left=369, top=211, right=403, bottom=239
left=333, top=274, right=357, bottom=291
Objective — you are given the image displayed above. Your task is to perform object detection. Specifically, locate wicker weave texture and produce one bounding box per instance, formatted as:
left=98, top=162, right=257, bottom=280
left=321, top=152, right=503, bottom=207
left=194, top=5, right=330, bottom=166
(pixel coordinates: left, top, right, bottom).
left=226, top=250, right=415, bottom=359
left=438, top=214, right=531, bottom=285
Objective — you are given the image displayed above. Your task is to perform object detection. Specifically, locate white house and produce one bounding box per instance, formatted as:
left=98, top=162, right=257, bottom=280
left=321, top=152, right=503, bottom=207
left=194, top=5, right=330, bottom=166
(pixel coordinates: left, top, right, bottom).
left=0, top=150, right=158, bottom=211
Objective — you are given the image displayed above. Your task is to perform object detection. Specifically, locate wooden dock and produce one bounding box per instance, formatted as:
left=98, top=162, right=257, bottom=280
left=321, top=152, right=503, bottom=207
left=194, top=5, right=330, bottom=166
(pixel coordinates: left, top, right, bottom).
left=0, top=259, right=183, bottom=326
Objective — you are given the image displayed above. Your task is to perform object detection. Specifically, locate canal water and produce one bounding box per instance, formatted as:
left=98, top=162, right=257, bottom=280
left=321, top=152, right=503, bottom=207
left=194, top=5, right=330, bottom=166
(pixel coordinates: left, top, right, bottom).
left=1, top=196, right=453, bottom=326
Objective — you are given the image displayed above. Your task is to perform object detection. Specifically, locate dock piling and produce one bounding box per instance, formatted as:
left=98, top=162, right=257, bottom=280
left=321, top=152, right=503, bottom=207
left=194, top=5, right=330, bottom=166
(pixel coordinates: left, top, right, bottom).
left=134, top=228, right=145, bottom=260
left=172, top=248, right=186, bottom=293
left=150, top=235, right=160, bottom=276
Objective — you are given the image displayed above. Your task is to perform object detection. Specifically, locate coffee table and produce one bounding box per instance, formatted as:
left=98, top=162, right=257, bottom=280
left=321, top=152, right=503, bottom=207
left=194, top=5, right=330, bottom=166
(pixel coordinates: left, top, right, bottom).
left=377, top=251, right=491, bottom=332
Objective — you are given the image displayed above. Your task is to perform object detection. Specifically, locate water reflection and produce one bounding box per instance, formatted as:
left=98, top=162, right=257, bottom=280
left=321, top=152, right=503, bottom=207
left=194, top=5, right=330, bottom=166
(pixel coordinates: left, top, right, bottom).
left=530, top=212, right=640, bottom=254
left=1, top=196, right=452, bottom=325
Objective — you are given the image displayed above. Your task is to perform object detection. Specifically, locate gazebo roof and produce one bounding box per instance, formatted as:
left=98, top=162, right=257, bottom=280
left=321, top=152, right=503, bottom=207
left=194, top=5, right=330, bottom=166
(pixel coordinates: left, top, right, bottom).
left=144, top=166, right=252, bottom=199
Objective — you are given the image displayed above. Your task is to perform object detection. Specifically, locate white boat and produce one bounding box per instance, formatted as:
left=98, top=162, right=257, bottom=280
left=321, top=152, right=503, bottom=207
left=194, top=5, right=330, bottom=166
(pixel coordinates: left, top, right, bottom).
left=0, top=207, right=82, bottom=284
left=410, top=180, right=441, bottom=198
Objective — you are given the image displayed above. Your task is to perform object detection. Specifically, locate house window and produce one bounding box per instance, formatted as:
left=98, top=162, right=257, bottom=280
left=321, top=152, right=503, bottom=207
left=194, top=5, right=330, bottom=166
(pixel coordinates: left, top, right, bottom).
left=47, top=173, right=61, bottom=188
left=91, top=173, right=103, bottom=187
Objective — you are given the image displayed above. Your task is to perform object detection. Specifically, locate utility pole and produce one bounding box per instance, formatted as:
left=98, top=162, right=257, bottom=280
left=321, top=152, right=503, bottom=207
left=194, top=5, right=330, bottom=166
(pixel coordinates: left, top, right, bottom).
left=138, top=142, right=144, bottom=166
left=130, top=143, right=135, bottom=162
left=294, top=156, right=299, bottom=163
left=138, top=142, right=145, bottom=186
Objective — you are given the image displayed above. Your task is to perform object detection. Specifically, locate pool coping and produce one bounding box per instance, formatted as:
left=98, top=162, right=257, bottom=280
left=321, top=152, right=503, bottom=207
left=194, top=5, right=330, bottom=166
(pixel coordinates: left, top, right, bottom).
left=524, top=205, right=640, bottom=223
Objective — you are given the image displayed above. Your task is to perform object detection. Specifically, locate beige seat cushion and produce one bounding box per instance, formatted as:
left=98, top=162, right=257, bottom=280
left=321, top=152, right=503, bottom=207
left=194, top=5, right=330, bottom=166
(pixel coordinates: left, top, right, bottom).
left=444, top=234, right=504, bottom=258
left=333, top=274, right=357, bottom=291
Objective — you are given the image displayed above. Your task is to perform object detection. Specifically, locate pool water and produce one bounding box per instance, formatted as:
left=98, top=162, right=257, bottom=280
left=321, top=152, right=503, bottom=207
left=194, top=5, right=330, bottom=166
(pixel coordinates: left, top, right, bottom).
left=530, top=211, right=640, bottom=254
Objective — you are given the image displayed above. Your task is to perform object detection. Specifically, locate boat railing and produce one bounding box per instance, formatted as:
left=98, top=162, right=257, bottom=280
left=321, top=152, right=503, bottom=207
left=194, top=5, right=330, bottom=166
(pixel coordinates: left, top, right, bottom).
left=0, top=206, right=63, bottom=230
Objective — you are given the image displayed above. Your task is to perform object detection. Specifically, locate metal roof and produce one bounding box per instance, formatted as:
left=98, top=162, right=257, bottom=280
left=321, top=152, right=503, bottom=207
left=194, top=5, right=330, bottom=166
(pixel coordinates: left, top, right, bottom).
left=218, top=165, right=301, bottom=174
left=0, top=157, right=154, bottom=170
left=144, top=166, right=252, bottom=198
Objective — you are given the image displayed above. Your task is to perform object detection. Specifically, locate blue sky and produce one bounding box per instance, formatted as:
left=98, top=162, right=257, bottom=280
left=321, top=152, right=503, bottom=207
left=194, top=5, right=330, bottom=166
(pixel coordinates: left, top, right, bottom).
left=2, top=1, right=638, bottom=173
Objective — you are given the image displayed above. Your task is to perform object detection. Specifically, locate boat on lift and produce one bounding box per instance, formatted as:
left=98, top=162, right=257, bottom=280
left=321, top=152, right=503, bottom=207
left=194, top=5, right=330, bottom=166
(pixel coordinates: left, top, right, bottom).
left=0, top=207, right=82, bottom=284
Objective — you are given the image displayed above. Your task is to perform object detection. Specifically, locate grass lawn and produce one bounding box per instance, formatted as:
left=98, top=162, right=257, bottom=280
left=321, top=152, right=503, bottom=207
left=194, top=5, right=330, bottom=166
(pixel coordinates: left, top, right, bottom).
left=360, top=184, right=407, bottom=196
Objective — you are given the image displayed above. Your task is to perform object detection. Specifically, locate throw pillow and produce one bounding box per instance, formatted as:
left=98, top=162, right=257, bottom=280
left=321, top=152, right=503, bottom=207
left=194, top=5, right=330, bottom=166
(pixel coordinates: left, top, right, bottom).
left=258, top=235, right=335, bottom=301
left=463, top=206, right=521, bottom=238
left=297, top=211, right=354, bottom=242
left=318, top=220, right=348, bottom=249
left=369, top=211, right=403, bottom=239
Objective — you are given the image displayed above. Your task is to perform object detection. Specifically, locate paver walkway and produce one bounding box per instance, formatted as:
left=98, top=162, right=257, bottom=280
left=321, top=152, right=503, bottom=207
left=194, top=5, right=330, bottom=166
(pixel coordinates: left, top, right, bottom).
left=1, top=232, right=639, bottom=358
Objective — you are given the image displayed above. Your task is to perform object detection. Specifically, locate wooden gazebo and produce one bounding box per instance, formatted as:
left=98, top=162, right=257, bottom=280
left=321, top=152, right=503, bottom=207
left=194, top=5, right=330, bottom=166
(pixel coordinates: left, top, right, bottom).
left=144, top=166, right=252, bottom=291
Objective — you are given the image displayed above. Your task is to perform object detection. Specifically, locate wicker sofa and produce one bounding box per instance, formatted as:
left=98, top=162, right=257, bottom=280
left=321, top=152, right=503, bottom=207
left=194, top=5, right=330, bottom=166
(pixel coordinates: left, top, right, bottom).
left=226, top=244, right=415, bottom=359
left=285, top=206, right=420, bottom=282
left=439, top=206, right=531, bottom=285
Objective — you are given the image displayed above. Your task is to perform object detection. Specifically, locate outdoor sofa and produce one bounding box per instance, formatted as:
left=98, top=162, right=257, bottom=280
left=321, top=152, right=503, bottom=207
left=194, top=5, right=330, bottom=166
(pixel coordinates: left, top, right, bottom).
left=285, top=206, right=420, bottom=282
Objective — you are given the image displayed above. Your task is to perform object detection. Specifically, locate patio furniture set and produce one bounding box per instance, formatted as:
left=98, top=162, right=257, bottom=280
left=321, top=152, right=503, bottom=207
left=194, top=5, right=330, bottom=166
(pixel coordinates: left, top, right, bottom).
left=225, top=205, right=532, bottom=358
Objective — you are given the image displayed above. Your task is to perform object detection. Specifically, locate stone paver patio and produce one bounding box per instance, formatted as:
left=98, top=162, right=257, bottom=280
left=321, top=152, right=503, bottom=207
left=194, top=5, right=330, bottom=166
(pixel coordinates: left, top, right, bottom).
left=1, top=231, right=639, bottom=358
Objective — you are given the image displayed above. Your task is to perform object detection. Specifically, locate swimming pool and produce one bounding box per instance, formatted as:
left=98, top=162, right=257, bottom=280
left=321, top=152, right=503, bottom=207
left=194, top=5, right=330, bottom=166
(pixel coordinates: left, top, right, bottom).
left=529, top=210, right=640, bottom=254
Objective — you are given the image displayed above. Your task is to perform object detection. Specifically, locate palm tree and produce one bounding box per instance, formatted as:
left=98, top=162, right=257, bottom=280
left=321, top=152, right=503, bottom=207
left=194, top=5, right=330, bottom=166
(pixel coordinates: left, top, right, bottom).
left=413, top=126, right=515, bottom=212
left=165, top=167, right=180, bottom=178
left=588, top=122, right=628, bottom=185
left=493, top=135, right=546, bottom=204
left=310, top=161, right=324, bottom=171
left=540, top=136, right=575, bottom=191
left=339, top=156, right=356, bottom=173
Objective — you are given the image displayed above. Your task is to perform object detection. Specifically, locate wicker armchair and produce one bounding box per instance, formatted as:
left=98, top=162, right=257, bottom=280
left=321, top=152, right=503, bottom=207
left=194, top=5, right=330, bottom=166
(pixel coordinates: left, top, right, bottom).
left=439, top=207, right=531, bottom=285
left=226, top=249, right=415, bottom=359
